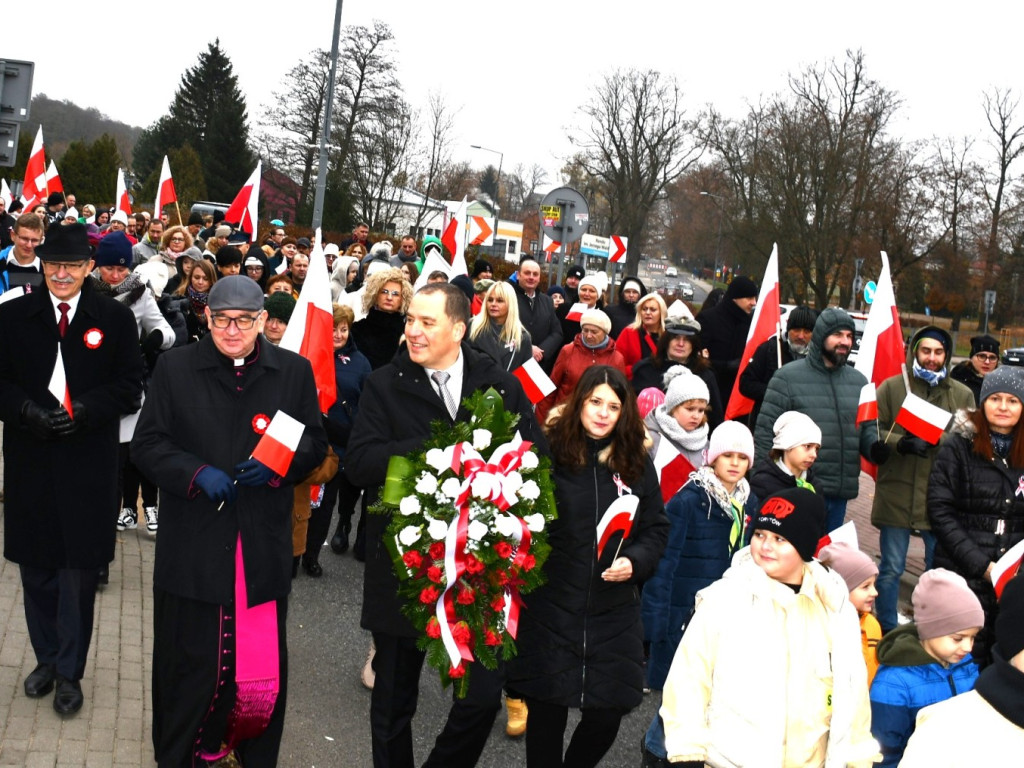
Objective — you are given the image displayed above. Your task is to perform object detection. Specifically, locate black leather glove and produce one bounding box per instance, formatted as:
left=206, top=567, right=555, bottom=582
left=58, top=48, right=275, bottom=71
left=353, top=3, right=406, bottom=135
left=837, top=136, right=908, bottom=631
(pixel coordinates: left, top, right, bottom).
left=896, top=434, right=930, bottom=457
left=141, top=329, right=164, bottom=355
left=195, top=466, right=237, bottom=504
left=21, top=401, right=61, bottom=440
left=869, top=440, right=892, bottom=465
left=234, top=458, right=275, bottom=487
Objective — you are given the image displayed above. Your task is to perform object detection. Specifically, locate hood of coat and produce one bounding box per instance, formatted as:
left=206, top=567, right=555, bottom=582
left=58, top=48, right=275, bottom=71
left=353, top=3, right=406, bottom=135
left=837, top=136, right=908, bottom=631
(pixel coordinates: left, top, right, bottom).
left=716, top=547, right=850, bottom=613
left=616, top=275, right=648, bottom=305
left=876, top=623, right=943, bottom=667
left=906, top=325, right=955, bottom=373
left=806, top=307, right=856, bottom=372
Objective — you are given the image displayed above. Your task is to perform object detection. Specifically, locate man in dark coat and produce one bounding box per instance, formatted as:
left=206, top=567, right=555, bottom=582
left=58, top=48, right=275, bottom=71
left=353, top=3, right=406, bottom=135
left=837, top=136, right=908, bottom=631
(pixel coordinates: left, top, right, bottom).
left=605, top=275, right=648, bottom=338
left=346, top=282, right=546, bottom=768
left=697, top=275, right=758, bottom=404
left=0, top=223, right=144, bottom=715
left=510, top=256, right=562, bottom=373
left=737, top=305, right=817, bottom=428
left=131, top=276, right=327, bottom=766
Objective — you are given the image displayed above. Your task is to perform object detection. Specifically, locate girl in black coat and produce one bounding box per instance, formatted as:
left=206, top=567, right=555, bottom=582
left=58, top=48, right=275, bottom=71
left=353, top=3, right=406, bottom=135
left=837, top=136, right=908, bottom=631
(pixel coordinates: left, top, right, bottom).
left=928, top=366, right=1024, bottom=667
left=508, top=366, right=669, bottom=768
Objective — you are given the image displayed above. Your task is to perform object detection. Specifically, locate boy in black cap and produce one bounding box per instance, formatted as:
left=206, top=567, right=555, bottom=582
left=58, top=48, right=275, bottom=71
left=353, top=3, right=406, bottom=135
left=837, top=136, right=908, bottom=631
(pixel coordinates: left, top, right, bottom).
left=950, top=333, right=1000, bottom=405
left=660, top=487, right=878, bottom=767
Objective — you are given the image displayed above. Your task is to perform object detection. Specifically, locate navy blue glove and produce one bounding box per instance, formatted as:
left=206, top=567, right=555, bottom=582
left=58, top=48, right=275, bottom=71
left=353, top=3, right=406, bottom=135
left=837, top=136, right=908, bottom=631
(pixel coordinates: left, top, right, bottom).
left=234, top=459, right=275, bottom=487
left=195, top=466, right=237, bottom=504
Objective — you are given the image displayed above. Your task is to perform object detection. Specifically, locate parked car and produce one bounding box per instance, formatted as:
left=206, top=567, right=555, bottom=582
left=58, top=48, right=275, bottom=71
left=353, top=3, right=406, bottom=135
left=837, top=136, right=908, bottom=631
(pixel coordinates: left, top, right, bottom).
left=1003, top=347, right=1024, bottom=366
left=678, top=282, right=694, bottom=300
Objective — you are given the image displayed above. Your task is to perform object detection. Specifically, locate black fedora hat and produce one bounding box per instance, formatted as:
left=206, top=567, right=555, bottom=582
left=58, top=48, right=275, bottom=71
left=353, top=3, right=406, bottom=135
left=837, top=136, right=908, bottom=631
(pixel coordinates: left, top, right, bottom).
left=35, top=223, right=93, bottom=262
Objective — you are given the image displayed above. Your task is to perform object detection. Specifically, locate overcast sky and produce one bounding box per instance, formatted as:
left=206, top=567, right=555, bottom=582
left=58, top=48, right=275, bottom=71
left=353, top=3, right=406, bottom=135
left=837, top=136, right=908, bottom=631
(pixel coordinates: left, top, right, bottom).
left=8, top=0, right=1023, bottom=182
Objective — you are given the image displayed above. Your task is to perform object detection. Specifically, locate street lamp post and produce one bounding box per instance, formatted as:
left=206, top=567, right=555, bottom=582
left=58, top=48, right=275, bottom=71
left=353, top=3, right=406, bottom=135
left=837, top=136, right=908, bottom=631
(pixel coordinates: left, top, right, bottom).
left=471, top=145, right=504, bottom=260
left=700, top=191, right=725, bottom=284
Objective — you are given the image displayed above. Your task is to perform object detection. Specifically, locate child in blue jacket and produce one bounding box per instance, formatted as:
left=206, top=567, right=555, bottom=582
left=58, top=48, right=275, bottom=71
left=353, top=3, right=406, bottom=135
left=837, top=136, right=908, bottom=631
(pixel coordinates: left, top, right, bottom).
left=869, top=568, right=983, bottom=767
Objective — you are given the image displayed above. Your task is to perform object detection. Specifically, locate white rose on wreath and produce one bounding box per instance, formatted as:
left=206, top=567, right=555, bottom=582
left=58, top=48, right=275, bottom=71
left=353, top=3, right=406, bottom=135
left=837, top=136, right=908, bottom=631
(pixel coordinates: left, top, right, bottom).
left=468, top=519, right=489, bottom=543
left=441, top=477, right=463, bottom=500
left=502, top=470, right=524, bottom=495
left=524, top=513, right=546, bottom=532
left=519, top=479, right=541, bottom=501
left=428, top=518, right=450, bottom=540
left=519, top=451, right=539, bottom=471
left=425, top=448, right=449, bottom=473
left=399, top=496, right=421, bottom=516
left=494, top=514, right=518, bottom=538
left=415, top=472, right=438, bottom=494
left=472, top=429, right=492, bottom=450
left=399, top=526, right=422, bottom=547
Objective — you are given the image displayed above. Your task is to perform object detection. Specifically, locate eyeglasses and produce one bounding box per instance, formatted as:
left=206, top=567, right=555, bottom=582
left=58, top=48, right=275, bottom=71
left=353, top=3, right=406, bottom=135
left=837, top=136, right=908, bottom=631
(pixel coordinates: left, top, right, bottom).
left=209, top=314, right=261, bottom=330
left=975, top=353, right=999, bottom=363
left=43, top=260, right=90, bottom=271
left=170, top=236, right=186, bottom=242
left=379, top=289, right=402, bottom=298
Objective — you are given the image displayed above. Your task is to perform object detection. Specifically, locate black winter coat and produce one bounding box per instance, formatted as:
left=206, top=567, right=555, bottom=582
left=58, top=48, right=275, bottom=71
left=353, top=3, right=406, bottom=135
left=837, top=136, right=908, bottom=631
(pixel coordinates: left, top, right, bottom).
left=507, top=442, right=668, bottom=710
left=350, top=307, right=405, bottom=370
left=345, top=343, right=546, bottom=637
left=738, top=334, right=799, bottom=429
left=131, top=336, right=327, bottom=606
left=949, top=360, right=984, bottom=406
left=0, top=283, right=144, bottom=568
left=928, top=427, right=1024, bottom=666
left=511, top=281, right=562, bottom=372
left=697, top=298, right=752, bottom=403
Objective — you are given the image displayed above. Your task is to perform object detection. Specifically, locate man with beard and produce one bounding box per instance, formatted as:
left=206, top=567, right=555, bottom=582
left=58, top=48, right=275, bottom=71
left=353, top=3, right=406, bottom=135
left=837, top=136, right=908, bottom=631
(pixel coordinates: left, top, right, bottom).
left=738, top=306, right=817, bottom=428
left=869, top=327, right=975, bottom=634
left=755, top=308, right=882, bottom=532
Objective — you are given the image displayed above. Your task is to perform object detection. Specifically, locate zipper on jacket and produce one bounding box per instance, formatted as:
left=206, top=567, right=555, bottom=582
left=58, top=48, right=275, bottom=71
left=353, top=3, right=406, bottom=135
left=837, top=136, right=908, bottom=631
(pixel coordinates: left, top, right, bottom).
left=581, top=463, right=599, bottom=709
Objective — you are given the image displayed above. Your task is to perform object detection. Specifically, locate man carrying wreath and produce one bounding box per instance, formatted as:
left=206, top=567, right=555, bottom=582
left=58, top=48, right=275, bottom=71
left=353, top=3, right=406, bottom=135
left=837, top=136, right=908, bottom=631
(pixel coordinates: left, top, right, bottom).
left=346, top=282, right=546, bottom=768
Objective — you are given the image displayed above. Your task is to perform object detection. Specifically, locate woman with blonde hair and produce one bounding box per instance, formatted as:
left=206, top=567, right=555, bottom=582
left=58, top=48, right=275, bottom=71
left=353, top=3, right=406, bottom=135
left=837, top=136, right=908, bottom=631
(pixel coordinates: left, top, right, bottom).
left=350, top=267, right=412, bottom=370
left=468, top=281, right=533, bottom=371
left=617, top=292, right=667, bottom=378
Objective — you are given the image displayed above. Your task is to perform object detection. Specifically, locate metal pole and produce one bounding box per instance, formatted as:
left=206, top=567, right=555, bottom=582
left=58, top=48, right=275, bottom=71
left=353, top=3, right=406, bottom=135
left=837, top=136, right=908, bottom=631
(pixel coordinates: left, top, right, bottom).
left=311, top=0, right=344, bottom=230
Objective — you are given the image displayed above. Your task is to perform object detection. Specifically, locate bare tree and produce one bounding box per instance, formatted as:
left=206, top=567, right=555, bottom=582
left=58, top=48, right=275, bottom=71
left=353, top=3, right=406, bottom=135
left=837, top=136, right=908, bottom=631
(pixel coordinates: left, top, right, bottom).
left=979, top=89, right=1024, bottom=285
left=569, top=69, right=703, bottom=274
left=411, top=92, right=457, bottom=232
left=348, top=95, right=414, bottom=232
left=504, top=163, right=549, bottom=219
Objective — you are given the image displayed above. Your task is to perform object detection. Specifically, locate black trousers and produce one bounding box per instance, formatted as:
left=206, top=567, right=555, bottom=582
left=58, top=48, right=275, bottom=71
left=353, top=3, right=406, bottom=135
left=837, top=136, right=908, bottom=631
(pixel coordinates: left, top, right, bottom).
left=118, top=442, right=158, bottom=509
left=20, top=564, right=99, bottom=681
left=524, top=698, right=625, bottom=768
left=152, top=588, right=288, bottom=768
left=370, top=632, right=503, bottom=768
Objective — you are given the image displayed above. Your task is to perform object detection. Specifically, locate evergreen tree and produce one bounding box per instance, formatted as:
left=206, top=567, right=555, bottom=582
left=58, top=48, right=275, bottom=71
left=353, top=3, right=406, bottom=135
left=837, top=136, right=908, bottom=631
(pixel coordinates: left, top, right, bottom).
left=60, top=134, right=121, bottom=207
left=139, top=145, right=207, bottom=222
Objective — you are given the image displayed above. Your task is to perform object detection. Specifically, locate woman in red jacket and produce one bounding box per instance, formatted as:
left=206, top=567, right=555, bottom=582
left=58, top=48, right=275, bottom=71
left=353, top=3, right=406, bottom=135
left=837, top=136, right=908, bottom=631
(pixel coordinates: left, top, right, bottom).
left=616, top=292, right=667, bottom=379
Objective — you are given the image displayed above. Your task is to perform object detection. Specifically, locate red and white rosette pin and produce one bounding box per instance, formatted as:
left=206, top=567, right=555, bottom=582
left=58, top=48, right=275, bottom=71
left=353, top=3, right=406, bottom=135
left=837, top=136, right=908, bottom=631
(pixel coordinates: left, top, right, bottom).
left=83, top=328, right=104, bottom=349
left=252, top=413, right=270, bottom=434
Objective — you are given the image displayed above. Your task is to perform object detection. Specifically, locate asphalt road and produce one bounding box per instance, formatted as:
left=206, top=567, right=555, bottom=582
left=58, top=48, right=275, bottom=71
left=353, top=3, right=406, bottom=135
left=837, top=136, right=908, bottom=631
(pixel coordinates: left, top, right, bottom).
left=278, top=536, right=662, bottom=767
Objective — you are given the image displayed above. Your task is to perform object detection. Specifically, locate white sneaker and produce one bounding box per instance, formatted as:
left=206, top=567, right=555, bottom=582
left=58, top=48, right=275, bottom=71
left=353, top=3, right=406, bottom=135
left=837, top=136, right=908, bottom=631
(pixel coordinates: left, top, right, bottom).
left=117, top=508, right=137, bottom=531
left=361, top=639, right=376, bottom=690
left=144, top=506, right=158, bottom=535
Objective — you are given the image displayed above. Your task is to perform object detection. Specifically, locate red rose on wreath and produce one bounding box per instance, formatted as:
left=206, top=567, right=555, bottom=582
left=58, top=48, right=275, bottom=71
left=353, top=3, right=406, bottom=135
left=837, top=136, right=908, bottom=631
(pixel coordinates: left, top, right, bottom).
left=490, top=595, right=506, bottom=613
left=522, top=554, right=537, bottom=571
left=464, top=553, right=485, bottom=575
left=484, top=629, right=502, bottom=646
left=419, top=586, right=440, bottom=604
left=448, top=664, right=466, bottom=679
left=429, top=542, right=446, bottom=560
left=495, top=570, right=510, bottom=586
left=456, top=586, right=475, bottom=605
left=451, top=621, right=472, bottom=646
left=427, top=565, right=444, bottom=584
left=426, top=617, right=441, bottom=638
left=494, top=541, right=512, bottom=559
left=402, top=550, right=423, bottom=569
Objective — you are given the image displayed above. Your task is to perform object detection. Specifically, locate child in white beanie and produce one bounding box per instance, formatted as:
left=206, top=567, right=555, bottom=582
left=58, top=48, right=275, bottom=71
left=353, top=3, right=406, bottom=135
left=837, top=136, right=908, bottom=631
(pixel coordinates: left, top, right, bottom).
left=750, top=410, right=821, bottom=502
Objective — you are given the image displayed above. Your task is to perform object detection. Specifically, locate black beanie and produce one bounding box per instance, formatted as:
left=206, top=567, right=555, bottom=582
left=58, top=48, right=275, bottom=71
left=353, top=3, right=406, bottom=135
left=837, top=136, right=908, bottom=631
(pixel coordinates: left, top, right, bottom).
left=996, top=575, right=1024, bottom=660
left=971, top=334, right=1000, bottom=357
left=725, top=275, right=758, bottom=300
left=472, top=259, right=492, bottom=278
left=216, top=246, right=243, bottom=267
left=786, top=306, right=818, bottom=332
left=751, top=487, right=826, bottom=562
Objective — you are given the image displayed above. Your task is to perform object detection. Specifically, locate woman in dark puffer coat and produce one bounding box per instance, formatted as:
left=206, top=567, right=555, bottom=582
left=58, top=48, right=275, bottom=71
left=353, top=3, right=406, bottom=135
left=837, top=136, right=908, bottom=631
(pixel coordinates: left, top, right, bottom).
left=508, top=366, right=668, bottom=768
left=928, top=365, right=1024, bottom=668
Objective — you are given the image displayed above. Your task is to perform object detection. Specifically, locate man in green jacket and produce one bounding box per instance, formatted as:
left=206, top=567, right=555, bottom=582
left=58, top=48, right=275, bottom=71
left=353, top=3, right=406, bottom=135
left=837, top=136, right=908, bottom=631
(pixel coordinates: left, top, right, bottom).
left=870, top=326, right=975, bottom=633
left=755, top=308, right=882, bottom=533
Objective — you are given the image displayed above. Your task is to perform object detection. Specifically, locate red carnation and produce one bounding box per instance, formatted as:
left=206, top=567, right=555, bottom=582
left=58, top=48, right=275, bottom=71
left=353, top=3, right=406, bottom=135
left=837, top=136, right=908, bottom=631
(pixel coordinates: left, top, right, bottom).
left=451, top=621, right=472, bottom=645
left=490, top=595, right=506, bottom=613
left=429, top=542, right=446, bottom=560
left=427, top=565, right=444, bottom=584
left=495, top=570, right=510, bottom=586
left=522, top=554, right=537, bottom=571
left=448, top=663, right=466, bottom=679
left=494, top=541, right=512, bottom=559
left=419, top=586, right=440, bottom=604
left=402, top=550, right=423, bottom=569
left=485, top=629, right=502, bottom=646
left=465, top=553, right=485, bottom=574
left=426, top=617, right=441, bottom=638
left=456, top=587, right=476, bottom=605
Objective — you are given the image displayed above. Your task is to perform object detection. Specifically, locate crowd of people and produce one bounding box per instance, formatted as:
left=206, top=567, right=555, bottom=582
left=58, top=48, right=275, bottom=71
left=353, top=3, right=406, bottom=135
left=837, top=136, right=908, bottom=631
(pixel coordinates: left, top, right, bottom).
left=1, top=197, right=1023, bottom=767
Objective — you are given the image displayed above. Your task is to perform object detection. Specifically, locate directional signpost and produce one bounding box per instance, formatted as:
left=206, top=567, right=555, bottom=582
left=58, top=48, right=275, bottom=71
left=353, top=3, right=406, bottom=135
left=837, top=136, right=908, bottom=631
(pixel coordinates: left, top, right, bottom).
left=609, top=235, right=628, bottom=263
left=863, top=280, right=877, bottom=305
left=467, top=215, right=494, bottom=247
left=539, top=187, right=589, bottom=284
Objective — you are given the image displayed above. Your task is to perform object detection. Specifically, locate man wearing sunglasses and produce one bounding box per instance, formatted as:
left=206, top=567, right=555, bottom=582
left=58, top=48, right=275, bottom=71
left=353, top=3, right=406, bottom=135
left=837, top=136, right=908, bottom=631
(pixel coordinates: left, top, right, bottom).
left=132, top=275, right=327, bottom=766
left=950, top=334, right=1001, bottom=406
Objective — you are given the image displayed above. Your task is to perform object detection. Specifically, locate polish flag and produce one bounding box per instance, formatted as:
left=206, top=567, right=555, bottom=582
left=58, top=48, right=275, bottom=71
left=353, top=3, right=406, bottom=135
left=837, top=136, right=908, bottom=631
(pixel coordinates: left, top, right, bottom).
left=895, top=392, right=952, bottom=445
left=19, top=126, right=46, bottom=210
left=814, top=520, right=859, bottom=557
left=280, top=229, right=337, bottom=413
left=542, top=234, right=560, bottom=262
left=565, top=302, right=588, bottom=323
left=991, top=539, right=1024, bottom=599
left=154, top=155, right=177, bottom=216
left=725, top=243, right=781, bottom=420
left=652, top=436, right=696, bottom=503
left=854, top=251, right=905, bottom=425
left=512, top=357, right=556, bottom=404
left=440, top=197, right=468, bottom=276
left=1, top=178, right=12, bottom=209
left=47, top=346, right=73, bottom=418
left=595, top=494, right=639, bottom=560
left=45, top=160, right=63, bottom=194
left=115, top=168, right=133, bottom=216
left=224, top=161, right=261, bottom=242
left=250, top=410, right=305, bottom=477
